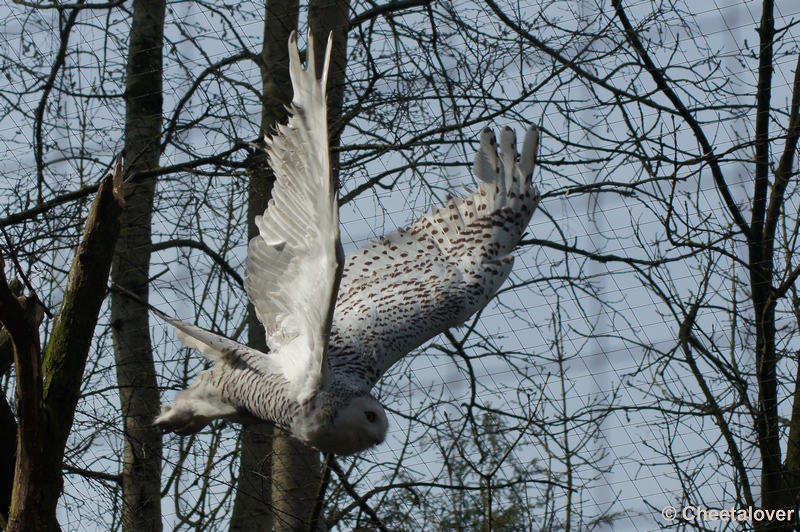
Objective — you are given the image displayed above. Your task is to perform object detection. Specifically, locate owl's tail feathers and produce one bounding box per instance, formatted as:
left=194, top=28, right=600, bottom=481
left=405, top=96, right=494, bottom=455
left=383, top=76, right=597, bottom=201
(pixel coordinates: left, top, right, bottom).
left=154, top=310, right=248, bottom=367
left=152, top=311, right=260, bottom=435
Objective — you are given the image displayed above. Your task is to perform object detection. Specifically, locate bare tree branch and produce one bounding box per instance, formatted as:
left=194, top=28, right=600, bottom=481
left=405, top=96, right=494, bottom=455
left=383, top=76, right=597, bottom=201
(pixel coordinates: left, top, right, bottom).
left=610, top=0, right=751, bottom=240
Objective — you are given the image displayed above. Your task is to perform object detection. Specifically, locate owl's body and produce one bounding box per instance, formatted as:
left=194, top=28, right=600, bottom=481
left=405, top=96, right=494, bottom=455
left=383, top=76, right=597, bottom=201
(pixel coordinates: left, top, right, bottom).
left=155, top=31, right=541, bottom=455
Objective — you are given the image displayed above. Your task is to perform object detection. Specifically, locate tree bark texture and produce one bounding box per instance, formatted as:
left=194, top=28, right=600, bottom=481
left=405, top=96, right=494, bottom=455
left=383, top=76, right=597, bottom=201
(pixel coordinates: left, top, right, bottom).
left=111, top=1, right=166, bottom=530
left=748, top=2, right=797, bottom=529
left=3, top=166, right=125, bottom=532
left=309, top=0, right=351, bottom=185
left=266, top=5, right=351, bottom=530
left=231, top=2, right=298, bottom=530
left=0, top=280, right=24, bottom=525
left=0, top=390, right=16, bottom=527
left=232, top=3, right=351, bottom=529
left=271, top=436, right=327, bottom=532
left=1, top=281, right=45, bottom=532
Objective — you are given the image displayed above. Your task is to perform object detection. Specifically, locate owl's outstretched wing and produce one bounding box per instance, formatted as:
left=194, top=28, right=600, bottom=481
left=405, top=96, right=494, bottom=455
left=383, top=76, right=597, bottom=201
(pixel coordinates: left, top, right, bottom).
left=328, top=126, right=540, bottom=392
left=155, top=32, right=339, bottom=435
left=245, top=31, right=343, bottom=392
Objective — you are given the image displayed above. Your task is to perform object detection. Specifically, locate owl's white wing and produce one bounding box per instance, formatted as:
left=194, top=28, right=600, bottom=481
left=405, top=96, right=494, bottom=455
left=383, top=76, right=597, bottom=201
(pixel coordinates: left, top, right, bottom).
left=328, top=125, right=541, bottom=392
left=153, top=32, right=339, bottom=435
left=245, top=31, right=343, bottom=390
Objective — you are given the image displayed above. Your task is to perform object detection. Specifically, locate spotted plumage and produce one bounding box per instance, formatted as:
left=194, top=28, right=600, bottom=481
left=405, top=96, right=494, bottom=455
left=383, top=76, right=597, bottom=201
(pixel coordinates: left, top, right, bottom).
left=154, top=31, right=541, bottom=455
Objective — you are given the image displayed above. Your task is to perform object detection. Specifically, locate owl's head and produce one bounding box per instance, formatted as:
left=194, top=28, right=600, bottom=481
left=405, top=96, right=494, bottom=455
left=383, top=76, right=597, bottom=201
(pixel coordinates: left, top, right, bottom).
left=302, top=394, right=388, bottom=455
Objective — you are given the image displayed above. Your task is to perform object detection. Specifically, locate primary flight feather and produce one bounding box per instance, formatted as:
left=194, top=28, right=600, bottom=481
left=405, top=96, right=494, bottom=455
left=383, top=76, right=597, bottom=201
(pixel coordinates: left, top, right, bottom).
left=155, top=31, right=541, bottom=455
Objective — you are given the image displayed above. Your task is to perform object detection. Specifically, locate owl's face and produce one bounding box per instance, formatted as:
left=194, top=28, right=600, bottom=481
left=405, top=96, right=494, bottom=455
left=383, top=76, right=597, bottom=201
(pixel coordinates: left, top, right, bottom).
left=305, top=395, right=388, bottom=455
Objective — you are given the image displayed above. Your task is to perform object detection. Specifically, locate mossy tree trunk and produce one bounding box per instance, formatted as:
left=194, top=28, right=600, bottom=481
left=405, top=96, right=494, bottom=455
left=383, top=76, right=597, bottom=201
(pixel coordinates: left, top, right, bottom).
left=1, top=165, right=125, bottom=532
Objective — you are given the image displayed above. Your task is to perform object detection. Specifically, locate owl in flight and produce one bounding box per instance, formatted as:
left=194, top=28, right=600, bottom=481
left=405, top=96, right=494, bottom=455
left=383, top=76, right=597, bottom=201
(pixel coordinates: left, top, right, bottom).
left=155, top=31, right=541, bottom=455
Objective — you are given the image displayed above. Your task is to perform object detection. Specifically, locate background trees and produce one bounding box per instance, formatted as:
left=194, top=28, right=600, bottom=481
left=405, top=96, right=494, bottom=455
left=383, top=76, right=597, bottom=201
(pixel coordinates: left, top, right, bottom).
left=2, top=0, right=800, bottom=531
left=519, top=1, right=800, bottom=530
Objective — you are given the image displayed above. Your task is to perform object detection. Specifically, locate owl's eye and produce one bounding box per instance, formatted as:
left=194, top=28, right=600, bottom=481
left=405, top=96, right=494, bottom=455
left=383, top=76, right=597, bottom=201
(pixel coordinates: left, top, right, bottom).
left=365, top=411, right=376, bottom=422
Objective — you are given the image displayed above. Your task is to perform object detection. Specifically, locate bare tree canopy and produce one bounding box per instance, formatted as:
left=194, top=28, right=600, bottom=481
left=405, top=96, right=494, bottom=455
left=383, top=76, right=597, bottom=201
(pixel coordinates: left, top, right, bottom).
left=2, top=0, right=800, bottom=531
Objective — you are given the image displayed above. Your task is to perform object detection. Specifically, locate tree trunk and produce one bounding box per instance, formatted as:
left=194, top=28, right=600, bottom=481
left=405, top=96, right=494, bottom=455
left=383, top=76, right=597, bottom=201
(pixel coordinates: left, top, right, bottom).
left=0, top=280, right=24, bottom=525
left=231, top=4, right=351, bottom=530
left=2, top=285, right=46, bottom=532
left=309, top=0, right=351, bottom=182
left=270, top=5, right=351, bottom=530
left=230, top=415, right=273, bottom=531
left=111, top=1, right=166, bottom=530
left=230, top=1, right=298, bottom=530
left=3, top=166, right=125, bottom=532
left=0, top=392, right=15, bottom=527
left=749, top=2, right=796, bottom=529
left=271, top=437, right=325, bottom=532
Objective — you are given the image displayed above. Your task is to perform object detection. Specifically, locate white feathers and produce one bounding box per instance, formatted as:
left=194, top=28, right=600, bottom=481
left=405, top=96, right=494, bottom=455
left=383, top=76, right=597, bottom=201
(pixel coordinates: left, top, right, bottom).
left=244, top=30, right=340, bottom=390
left=155, top=31, right=542, bottom=455
left=328, top=125, right=540, bottom=392
left=519, top=126, right=539, bottom=181
left=473, top=128, right=500, bottom=184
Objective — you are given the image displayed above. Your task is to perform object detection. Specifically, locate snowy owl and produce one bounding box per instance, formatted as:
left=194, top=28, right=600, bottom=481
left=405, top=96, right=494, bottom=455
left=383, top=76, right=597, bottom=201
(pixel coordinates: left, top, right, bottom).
left=154, top=31, right=541, bottom=455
